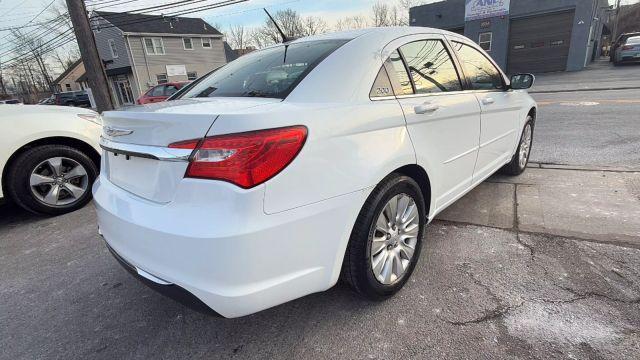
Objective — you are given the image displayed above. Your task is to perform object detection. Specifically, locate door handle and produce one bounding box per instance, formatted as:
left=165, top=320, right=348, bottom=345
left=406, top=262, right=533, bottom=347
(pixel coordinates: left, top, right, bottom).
left=414, top=102, right=440, bottom=114
left=482, top=97, right=495, bottom=105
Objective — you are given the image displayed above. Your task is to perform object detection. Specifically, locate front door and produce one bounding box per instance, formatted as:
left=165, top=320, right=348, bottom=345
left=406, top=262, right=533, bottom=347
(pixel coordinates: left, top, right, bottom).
left=385, top=38, right=482, bottom=212
left=450, top=41, right=521, bottom=183
left=113, top=75, right=134, bottom=106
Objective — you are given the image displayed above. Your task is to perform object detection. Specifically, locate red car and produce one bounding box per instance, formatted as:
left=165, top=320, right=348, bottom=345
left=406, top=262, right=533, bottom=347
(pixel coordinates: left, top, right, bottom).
left=137, top=82, right=190, bottom=105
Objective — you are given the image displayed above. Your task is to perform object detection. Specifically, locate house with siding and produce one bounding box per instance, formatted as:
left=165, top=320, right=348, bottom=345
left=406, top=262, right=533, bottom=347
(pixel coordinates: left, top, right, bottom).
left=90, top=11, right=227, bottom=107
left=53, top=59, right=85, bottom=92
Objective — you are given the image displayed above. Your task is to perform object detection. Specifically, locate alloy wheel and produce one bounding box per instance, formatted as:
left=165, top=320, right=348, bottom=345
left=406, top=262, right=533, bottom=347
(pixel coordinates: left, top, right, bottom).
left=370, top=193, right=420, bottom=285
left=519, top=122, right=532, bottom=169
left=29, top=157, right=89, bottom=206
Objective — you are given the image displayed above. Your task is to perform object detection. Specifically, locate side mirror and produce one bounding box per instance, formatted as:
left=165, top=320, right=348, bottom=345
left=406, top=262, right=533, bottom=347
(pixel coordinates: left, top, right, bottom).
left=510, top=73, right=535, bottom=90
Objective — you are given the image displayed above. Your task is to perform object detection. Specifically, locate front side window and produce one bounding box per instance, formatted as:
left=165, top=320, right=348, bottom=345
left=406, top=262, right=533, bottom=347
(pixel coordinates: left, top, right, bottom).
left=179, top=39, right=347, bottom=99
left=452, top=41, right=504, bottom=91
left=384, top=50, right=413, bottom=95
left=478, top=32, right=492, bottom=51
left=108, top=39, right=118, bottom=58
left=399, top=40, right=462, bottom=94
left=156, top=74, right=168, bottom=84
left=144, top=38, right=165, bottom=55
left=164, top=85, right=179, bottom=96
left=183, top=38, right=194, bottom=50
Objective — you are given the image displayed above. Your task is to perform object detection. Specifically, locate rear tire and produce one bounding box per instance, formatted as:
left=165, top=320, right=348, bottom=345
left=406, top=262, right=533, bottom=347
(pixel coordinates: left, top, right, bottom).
left=6, top=145, right=98, bottom=215
left=342, top=173, right=425, bottom=300
left=502, top=117, right=534, bottom=176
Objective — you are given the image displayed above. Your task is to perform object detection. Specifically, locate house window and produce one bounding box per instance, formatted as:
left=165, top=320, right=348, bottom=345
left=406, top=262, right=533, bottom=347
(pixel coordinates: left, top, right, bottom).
left=156, top=74, right=168, bottom=84
left=183, top=38, right=194, bottom=50
left=65, top=84, right=72, bottom=91
left=201, top=38, right=212, bottom=48
left=478, top=32, right=492, bottom=51
left=187, top=71, right=197, bottom=80
left=108, top=39, right=118, bottom=58
left=144, top=37, right=165, bottom=55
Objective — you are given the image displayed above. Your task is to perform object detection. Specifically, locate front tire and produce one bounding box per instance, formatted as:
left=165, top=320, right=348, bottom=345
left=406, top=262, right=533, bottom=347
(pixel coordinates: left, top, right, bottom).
left=342, top=173, right=425, bottom=300
left=6, top=145, right=98, bottom=215
left=502, top=117, right=534, bottom=176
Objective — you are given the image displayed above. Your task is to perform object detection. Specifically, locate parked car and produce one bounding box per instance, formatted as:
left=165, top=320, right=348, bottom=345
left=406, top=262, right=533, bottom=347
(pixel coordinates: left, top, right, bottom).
left=0, top=99, right=22, bottom=104
left=0, top=105, right=101, bottom=215
left=38, top=96, right=55, bottom=105
left=54, top=90, right=91, bottom=107
left=94, top=27, right=537, bottom=318
left=610, top=32, right=640, bottom=62
left=613, top=35, right=640, bottom=65
left=137, top=82, right=189, bottom=104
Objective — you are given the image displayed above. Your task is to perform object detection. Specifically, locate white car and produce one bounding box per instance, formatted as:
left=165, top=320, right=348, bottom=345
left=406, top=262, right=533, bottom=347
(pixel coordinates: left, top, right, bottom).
left=0, top=105, right=101, bottom=214
left=94, top=27, right=536, bottom=318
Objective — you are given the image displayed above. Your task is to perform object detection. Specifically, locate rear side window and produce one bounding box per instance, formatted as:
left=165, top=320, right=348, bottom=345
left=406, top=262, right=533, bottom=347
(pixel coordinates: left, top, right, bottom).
left=370, top=67, right=394, bottom=98
left=179, top=39, right=348, bottom=99
left=452, top=41, right=504, bottom=91
left=399, top=40, right=462, bottom=93
left=385, top=50, right=413, bottom=95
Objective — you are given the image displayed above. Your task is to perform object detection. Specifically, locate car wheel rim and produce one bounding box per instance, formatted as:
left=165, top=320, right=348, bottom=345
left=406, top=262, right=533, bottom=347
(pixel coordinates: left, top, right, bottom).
left=370, top=193, right=420, bottom=285
left=29, top=157, right=89, bottom=206
left=519, top=122, right=532, bottom=169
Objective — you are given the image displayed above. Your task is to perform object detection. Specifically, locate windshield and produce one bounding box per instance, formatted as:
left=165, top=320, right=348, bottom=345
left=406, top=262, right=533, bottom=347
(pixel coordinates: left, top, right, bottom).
left=178, top=39, right=348, bottom=100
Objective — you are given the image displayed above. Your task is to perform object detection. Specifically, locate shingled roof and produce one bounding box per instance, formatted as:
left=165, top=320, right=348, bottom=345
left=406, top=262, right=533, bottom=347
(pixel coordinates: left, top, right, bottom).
left=95, top=11, right=222, bottom=36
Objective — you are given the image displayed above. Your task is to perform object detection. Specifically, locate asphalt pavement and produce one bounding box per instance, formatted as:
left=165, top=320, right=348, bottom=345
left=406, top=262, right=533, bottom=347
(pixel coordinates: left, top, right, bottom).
left=2, top=61, right=640, bottom=359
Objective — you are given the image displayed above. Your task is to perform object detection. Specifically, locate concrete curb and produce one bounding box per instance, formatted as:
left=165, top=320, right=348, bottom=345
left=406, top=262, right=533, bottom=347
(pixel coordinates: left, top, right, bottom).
left=529, top=86, right=640, bottom=94
left=527, top=162, right=640, bottom=173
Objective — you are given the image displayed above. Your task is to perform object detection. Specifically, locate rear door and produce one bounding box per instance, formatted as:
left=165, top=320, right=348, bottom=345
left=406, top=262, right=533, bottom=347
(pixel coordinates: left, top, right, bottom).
left=450, top=40, right=521, bottom=183
left=384, top=35, right=481, bottom=212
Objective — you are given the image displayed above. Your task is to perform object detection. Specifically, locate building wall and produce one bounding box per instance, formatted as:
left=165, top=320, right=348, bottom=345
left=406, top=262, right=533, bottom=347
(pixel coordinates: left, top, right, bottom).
left=127, top=34, right=226, bottom=93
left=409, top=0, right=609, bottom=72
left=93, top=16, right=131, bottom=70
left=55, top=62, right=86, bottom=92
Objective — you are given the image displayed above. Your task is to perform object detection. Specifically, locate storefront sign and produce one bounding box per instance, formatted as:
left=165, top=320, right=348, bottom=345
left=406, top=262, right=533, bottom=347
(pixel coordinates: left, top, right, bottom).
left=465, top=0, right=510, bottom=21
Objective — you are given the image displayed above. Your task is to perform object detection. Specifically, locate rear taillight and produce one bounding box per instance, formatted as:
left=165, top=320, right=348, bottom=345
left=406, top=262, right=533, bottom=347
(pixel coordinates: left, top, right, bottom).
left=169, top=126, right=307, bottom=188
left=622, top=45, right=634, bottom=50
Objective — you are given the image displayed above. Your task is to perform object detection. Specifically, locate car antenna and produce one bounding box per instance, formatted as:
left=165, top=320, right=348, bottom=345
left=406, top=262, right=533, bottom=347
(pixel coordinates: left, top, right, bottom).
left=263, top=8, right=289, bottom=43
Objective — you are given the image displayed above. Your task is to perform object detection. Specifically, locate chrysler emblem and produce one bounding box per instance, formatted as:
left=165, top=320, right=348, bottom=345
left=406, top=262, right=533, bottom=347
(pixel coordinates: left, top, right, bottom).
left=104, top=126, right=134, bottom=137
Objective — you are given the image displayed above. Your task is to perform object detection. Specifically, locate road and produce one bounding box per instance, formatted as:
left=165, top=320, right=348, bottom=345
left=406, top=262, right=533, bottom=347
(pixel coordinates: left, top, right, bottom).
left=530, top=89, right=640, bottom=168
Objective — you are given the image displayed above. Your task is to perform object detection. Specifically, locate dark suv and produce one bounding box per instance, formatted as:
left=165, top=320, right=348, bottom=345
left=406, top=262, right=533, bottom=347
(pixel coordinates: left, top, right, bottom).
left=54, top=91, right=91, bottom=107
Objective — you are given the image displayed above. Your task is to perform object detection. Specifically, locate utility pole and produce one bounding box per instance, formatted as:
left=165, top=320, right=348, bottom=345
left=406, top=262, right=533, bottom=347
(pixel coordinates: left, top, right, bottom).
left=66, top=0, right=114, bottom=112
left=612, top=0, right=622, bottom=40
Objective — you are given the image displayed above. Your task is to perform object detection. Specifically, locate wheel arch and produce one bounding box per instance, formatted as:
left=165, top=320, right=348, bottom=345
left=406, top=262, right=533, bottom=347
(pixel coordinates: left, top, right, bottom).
left=1, top=136, right=101, bottom=197
left=392, top=164, right=432, bottom=220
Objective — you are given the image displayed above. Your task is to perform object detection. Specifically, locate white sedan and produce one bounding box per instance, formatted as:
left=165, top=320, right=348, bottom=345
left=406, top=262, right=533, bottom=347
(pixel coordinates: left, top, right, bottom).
left=0, top=105, right=101, bottom=214
left=94, top=27, right=536, bottom=318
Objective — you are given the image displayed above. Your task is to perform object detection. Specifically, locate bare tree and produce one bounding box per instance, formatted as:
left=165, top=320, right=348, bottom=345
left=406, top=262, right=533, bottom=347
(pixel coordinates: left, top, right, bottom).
left=335, top=15, right=369, bottom=31
left=299, top=16, right=329, bottom=36
left=227, top=24, right=247, bottom=50
left=371, top=1, right=408, bottom=27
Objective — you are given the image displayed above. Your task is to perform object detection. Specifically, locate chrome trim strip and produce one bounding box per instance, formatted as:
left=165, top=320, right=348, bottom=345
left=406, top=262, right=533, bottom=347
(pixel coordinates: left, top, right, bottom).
left=99, top=137, right=192, bottom=162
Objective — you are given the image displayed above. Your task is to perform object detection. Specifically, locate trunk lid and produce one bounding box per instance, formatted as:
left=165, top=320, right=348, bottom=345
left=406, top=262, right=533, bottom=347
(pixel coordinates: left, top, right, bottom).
left=101, top=98, right=281, bottom=203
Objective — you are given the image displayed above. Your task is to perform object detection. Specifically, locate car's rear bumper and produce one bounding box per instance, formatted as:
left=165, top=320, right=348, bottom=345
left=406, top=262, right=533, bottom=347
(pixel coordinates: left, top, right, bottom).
left=93, top=175, right=366, bottom=318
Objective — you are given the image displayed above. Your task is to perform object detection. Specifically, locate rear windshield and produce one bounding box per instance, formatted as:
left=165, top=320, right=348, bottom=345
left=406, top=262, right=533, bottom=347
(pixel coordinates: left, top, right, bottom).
left=627, top=37, right=640, bottom=45
left=178, top=39, right=348, bottom=100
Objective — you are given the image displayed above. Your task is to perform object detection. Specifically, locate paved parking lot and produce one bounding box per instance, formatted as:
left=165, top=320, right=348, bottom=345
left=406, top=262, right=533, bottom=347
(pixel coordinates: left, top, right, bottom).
left=2, top=63, right=640, bottom=359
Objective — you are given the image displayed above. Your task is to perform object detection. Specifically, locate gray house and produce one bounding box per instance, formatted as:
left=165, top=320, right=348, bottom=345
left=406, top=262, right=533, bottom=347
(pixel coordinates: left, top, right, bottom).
left=410, top=0, right=610, bottom=74
left=90, top=11, right=227, bottom=106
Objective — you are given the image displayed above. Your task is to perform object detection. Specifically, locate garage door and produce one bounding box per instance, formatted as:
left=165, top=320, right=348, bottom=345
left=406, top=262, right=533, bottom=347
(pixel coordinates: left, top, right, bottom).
left=507, top=10, right=575, bottom=74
